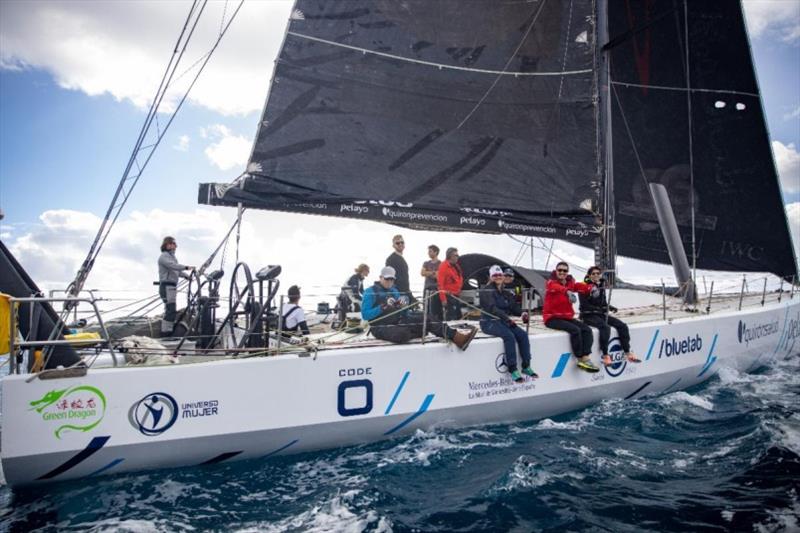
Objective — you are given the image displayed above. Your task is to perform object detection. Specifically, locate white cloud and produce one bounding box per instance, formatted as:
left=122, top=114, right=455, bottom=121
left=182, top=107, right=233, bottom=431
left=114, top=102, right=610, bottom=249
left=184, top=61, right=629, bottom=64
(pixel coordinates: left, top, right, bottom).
left=787, top=202, right=800, bottom=264
left=203, top=124, right=252, bottom=171
left=0, top=1, right=293, bottom=115
left=784, top=106, right=800, bottom=121
left=773, top=141, right=800, bottom=194
left=743, top=0, right=800, bottom=42
left=174, top=135, right=190, bottom=152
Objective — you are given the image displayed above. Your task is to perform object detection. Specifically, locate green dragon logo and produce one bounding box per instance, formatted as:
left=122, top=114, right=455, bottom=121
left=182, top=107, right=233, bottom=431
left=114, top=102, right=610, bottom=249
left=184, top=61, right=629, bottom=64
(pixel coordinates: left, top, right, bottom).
left=29, top=385, right=107, bottom=439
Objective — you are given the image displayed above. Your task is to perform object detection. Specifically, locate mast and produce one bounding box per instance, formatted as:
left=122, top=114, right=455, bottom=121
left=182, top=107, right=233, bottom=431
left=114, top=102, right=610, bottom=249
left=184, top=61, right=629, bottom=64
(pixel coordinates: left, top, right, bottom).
left=595, top=0, right=616, bottom=284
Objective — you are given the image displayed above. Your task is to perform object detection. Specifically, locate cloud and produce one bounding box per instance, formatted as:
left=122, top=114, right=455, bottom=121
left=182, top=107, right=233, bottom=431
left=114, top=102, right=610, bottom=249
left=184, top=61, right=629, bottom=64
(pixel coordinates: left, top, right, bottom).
left=773, top=141, right=800, bottom=194
left=787, top=202, right=800, bottom=264
left=203, top=124, right=251, bottom=170
left=743, top=0, right=800, bottom=43
left=0, top=1, right=294, bottom=115
left=784, top=106, right=800, bottom=121
left=174, top=135, right=190, bottom=152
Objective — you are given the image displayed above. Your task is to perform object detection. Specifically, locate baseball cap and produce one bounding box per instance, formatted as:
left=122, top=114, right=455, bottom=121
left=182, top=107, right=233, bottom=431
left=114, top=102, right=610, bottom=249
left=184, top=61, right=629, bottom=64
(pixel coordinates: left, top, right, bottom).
left=503, top=268, right=515, bottom=277
left=489, top=265, right=503, bottom=277
left=380, top=266, right=396, bottom=279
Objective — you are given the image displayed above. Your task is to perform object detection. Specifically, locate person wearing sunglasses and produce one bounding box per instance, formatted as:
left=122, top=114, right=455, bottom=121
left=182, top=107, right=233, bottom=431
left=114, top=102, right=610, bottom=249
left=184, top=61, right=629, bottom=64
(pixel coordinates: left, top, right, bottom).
left=385, top=234, right=416, bottom=304
left=580, top=266, right=641, bottom=366
left=480, top=265, right=537, bottom=383
left=543, top=261, right=598, bottom=372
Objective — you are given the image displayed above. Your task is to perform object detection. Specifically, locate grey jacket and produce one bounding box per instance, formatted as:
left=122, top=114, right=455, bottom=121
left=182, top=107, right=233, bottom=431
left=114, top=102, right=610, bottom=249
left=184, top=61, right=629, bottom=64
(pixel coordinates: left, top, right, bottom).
left=158, top=251, right=189, bottom=284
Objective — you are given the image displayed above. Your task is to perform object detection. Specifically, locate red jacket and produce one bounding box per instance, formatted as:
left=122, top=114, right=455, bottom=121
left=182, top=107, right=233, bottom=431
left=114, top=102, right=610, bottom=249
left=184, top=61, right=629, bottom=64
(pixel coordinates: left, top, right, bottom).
left=543, top=271, right=590, bottom=324
left=437, top=260, right=463, bottom=303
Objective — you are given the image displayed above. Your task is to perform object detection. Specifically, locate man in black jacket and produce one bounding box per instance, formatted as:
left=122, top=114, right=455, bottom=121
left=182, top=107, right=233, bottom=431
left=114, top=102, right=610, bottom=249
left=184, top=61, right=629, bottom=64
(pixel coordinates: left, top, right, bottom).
left=386, top=234, right=416, bottom=303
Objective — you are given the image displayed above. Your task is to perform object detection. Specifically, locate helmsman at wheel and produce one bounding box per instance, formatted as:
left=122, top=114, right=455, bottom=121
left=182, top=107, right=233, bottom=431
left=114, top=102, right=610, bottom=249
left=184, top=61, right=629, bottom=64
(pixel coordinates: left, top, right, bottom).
left=158, top=236, right=194, bottom=337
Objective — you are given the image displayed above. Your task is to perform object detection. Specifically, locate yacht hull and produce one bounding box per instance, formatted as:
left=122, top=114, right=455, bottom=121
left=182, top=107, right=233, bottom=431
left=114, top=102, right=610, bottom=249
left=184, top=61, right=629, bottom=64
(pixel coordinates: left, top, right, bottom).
left=3, top=299, right=798, bottom=487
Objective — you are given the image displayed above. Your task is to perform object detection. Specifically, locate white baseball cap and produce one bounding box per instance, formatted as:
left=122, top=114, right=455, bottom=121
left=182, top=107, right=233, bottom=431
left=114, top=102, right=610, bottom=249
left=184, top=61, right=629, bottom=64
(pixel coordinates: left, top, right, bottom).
left=489, top=265, right=504, bottom=277
left=380, top=266, right=396, bottom=279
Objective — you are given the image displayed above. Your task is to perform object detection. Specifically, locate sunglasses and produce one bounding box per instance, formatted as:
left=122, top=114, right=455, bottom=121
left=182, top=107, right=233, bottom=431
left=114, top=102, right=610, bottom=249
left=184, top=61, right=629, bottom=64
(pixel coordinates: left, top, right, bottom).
left=590, top=271, right=601, bottom=275
left=394, top=241, right=404, bottom=245
left=556, top=268, right=569, bottom=273
left=491, top=273, right=504, bottom=278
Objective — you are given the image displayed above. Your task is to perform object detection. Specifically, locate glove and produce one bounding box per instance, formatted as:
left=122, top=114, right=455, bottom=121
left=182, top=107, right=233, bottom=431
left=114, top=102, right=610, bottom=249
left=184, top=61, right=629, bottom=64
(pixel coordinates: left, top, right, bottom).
left=386, top=297, right=396, bottom=307
left=521, top=312, right=530, bottom=324
left=590, top=286, right=600, bottom=298
left=568, top=292, right=577, bottom=304
left=609, top=305, right=618, bottom=313
left=398, top=296, right=409, bottom=306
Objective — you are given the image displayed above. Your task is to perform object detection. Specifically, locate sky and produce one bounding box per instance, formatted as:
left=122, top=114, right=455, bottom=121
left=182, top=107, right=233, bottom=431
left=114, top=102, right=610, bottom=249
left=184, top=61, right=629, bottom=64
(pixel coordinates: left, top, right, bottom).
left=0, top=0, right=799, bottom=307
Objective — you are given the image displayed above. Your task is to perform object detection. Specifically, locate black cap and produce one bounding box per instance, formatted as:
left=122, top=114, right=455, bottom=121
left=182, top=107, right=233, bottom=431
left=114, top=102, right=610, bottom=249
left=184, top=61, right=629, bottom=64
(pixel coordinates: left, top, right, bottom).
left=503, top=268, right=515, bottom=277
left=288, top=285, right=301, bottom=297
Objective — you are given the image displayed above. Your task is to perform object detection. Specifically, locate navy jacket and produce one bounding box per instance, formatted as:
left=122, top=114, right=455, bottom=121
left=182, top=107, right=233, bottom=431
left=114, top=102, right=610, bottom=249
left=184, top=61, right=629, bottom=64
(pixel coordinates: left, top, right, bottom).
left=479, top=283, right=521, bottom=323
left=362, top=282, right=403, bottom=321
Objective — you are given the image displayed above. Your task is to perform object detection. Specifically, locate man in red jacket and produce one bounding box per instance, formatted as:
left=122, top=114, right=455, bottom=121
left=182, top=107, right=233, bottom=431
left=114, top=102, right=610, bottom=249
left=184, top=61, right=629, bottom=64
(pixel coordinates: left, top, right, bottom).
left=437, top=247, right=464, bottom=320
left=543, top=261, right=598, bottom=372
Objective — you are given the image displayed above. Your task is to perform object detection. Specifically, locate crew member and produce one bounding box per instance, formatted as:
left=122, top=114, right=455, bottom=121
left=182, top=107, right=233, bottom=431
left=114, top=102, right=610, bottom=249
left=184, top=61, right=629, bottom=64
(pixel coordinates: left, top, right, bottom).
left=282, top=285, right=310, bottom=335
left=579, top=266, right=641, bottom=366
left=543, top=261, right=598, bottom=372
left=386, top=234, right=415, bottom=303
left=437, top=247, right=464, bottom=320
left=480, top=265, right=537, bottom=383
left=420, top=245, right=442, bottom=320
left=503, top=267, right=523, bottom=306
left=158, top=236, right=194, bottom=337
left=362, top=266, right=476, bottom=349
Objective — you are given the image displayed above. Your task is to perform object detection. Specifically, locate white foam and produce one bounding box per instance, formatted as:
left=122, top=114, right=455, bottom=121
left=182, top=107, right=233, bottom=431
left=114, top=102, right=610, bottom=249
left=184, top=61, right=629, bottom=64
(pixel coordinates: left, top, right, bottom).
left=494, top=456, right=584, bottom=492
left=659, top=391, right=715, bottom=411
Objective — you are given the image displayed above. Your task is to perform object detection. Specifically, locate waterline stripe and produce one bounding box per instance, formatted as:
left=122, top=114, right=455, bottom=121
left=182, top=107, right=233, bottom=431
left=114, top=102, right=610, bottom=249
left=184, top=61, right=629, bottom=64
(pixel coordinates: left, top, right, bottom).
left=697, top=334, right=719, bottom=378
left=385, top=371, right=410, bottom=415
left=201, top=451, right=243, bottom=465
left=645, top=330, right=660, bottom=361
left=662, top=377, right=682, bottom=394
left=262, top=439, right=299, bottom=459
left=88, top=458, right=124, bottom=477
left=384, top=394, right=435, bottom=435
left=624, top=381, right=652, bottom=400
left=37, top=436, right=111, bottom=480
left=551, top=353, right=571, bottom=378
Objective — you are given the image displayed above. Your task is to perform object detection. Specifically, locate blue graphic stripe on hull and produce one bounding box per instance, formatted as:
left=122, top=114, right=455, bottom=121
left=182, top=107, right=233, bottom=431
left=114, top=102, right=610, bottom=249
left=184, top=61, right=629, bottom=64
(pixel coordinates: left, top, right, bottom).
left=385, top=371, right=410, bottom=414
left=662, top=378, right=682, bottom=393
left=624, top=381, right=652, bottom=400
left=551, top=353, right=571, bottom=378
left=385, top=394, right=435, bottom=435
left=698, top=334, right=719, bottom=377
left=89, top=458, right=125, bottom=477
left=37, top=436, right=111, bottom=480
left=645, top=330, right=660, bottom=361
left=262, top=439, right=299, bottom=459
left=201, top=451, right=243, bottom=465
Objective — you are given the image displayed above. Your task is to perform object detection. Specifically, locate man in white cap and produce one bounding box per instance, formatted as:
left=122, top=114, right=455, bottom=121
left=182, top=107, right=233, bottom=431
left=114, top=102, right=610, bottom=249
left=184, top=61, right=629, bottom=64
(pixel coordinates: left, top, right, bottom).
left=362, top=266, right=476, bottom=349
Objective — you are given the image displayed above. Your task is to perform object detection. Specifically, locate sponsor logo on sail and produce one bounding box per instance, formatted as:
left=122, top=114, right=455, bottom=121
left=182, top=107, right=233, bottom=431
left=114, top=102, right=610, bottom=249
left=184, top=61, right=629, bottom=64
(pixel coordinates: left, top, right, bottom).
left=565, top=227, right=591, bottom=238
left=340, top=204, right=369, bottom=215
left=604, top=337, right=627, bottom=377
left=737, top=319, right=779, bottom=345
left=354, top=200, right=414, bottom=208
left=497, top=219, right=557, bottom=234
left=461, top=206, right=511, bottom=217
left=287, top=202, right=327, bottom=210
left=459, top=215, right=486, bottom=227
left=30, top=385, right=107, bottom=439
left=380, top=207, right=447, bottom=223
left=129, top=393, right=179, bottom=436
left=658, top=334, right=703, bottom=358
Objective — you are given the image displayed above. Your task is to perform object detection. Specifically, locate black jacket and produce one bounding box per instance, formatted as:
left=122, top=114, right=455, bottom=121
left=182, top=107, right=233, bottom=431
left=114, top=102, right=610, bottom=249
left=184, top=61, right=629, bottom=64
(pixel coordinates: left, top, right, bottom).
left=479, top=282, right=521, bottom=323
left=386, top=252, right=410, bottom=296
left=579, top=277, right=611, bottom=317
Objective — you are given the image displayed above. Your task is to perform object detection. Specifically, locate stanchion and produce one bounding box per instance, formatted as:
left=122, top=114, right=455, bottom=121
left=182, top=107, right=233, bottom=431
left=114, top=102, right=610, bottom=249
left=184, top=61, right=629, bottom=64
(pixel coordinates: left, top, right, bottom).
left=760, top=277, right=767, bottom=307
left=276, top=295, right=284, bottom=353
left=738, top=276, right=746, bottom=311
left=705, top=281, right=714, bottom=314
left=661, top=280, right=666, bottom=320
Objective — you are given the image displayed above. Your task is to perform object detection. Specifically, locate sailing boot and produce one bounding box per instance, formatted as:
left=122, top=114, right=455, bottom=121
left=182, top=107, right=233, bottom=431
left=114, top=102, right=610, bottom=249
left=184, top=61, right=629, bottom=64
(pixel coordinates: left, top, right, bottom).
left=451, top=326, right=478, bottom=351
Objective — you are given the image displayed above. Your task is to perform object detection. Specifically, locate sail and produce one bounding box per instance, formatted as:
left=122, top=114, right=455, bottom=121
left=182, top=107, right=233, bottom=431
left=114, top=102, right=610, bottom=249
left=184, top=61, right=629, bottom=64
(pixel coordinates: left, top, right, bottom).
left=607, top=0, right=798, bottom=278
left=200, top=0, right=599, bottom=242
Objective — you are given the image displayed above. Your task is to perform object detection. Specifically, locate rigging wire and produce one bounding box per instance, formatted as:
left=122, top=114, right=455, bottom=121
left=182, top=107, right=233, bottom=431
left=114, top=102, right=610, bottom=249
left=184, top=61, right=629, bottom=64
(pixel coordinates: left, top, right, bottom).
left=683, top=0, right=698, bottom=292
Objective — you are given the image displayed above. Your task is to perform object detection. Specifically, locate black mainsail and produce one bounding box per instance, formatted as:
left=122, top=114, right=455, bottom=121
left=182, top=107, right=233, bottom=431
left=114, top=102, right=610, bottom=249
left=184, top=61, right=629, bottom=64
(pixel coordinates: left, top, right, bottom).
left=199, top=0, right=798, bottom=279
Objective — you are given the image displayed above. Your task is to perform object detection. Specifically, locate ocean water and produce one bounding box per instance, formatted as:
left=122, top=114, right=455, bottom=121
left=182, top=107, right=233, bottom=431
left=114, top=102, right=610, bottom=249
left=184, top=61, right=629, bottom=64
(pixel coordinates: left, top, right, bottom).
left=1, top=355, right=798, bottom=532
